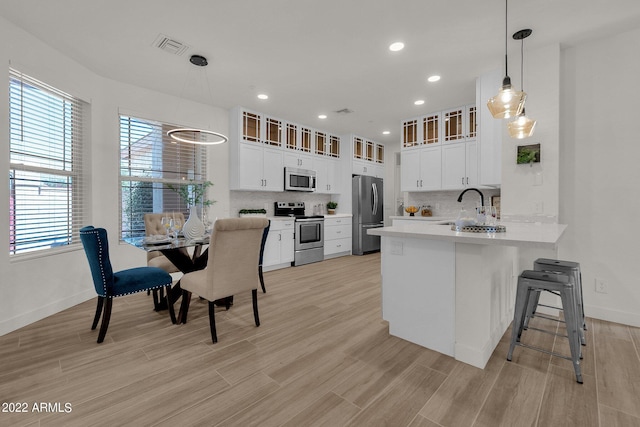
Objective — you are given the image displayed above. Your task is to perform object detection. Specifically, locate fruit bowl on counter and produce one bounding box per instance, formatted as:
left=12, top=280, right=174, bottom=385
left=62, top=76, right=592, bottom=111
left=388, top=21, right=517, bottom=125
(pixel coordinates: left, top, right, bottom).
left=405, top=206, right=419, bottom=216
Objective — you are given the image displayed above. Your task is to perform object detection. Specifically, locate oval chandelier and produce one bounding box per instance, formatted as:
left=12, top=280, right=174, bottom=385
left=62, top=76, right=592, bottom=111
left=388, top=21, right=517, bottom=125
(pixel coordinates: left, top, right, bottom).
left=168, top=54, right=228, bottom=145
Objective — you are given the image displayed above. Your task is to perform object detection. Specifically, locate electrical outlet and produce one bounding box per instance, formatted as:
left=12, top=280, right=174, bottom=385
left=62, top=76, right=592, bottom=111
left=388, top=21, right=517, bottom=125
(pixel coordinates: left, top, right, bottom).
left=595, top=278, right=608, bottom=294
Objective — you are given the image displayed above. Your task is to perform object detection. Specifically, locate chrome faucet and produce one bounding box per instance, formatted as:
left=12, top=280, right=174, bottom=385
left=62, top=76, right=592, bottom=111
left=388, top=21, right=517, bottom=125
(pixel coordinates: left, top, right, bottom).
left=457, top=188, right=485, bottom=207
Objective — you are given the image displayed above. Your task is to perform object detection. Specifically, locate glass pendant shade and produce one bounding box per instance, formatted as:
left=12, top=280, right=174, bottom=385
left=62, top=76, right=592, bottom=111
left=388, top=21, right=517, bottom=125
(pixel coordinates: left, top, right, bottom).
left=507, top=112, right=536, bottom=139
left=487, top=78, right=527, bottom=119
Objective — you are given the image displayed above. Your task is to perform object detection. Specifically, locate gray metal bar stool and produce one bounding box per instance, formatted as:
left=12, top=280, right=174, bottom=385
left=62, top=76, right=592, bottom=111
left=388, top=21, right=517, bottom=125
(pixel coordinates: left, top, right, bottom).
left=507, top=270, right=583, bottom=384
left=524, top=258, right=585, bottom=345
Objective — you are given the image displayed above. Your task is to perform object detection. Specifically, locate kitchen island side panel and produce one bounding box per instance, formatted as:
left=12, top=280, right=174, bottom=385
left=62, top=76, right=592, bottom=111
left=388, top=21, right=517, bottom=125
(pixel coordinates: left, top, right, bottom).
left=454, top=243, right=518, bottom=368
left=380, top=236, right=455, bottom=357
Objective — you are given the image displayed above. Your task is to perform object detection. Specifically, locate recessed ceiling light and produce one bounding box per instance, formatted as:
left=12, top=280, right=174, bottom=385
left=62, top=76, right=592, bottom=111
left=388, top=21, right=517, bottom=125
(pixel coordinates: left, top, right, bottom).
left=257, top=93, right=268, bottom=100
left=414, top=100, right=425, bottom=105
left=427, top=75, right=441, bottom=82
left=389, top=42, right=405, bottom=52
left=382, top=131, right=391, bottom=135
left=318, top=114, right=327, bottom=119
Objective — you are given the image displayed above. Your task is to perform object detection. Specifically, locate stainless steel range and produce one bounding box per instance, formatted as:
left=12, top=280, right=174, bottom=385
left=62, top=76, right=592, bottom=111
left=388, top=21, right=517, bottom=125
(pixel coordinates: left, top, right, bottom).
left=274, top=202, right=324, bottom=266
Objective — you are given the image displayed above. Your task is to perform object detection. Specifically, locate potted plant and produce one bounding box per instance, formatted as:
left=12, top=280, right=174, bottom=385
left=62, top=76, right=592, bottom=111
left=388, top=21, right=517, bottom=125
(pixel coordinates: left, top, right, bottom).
left=327, top=201, right=338, bottom=215
left=239, top=209, right=267, bottom=218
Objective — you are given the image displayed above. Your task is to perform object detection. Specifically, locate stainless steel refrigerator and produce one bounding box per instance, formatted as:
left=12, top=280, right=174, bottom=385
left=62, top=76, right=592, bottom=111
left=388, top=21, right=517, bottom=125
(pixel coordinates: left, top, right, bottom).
left=352, top=175, right=384, bottom=255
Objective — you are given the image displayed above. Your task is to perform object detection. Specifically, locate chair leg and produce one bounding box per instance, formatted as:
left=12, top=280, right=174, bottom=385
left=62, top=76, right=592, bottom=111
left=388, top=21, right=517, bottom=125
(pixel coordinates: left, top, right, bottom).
left=208, top=301, right=218, bottom=343
left=97, top=298, right=113, bottom=343
left=180, top=290, right=192, bottom=324
left=259, top=266, right=266, bottom=293
left=91, top=296, right=104, bottom=330
left=152, top=289, right=160, bottom=311
left=252, top=289, right=260, bottom=327
left=166, top=285, right=177, bottom=324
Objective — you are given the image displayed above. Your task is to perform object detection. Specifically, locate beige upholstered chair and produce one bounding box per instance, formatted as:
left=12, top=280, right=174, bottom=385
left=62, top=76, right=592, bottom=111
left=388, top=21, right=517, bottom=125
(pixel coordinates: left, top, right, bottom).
left=143, top=213, right=187, bottom=273
left=179, top=217, right=269, bottom=343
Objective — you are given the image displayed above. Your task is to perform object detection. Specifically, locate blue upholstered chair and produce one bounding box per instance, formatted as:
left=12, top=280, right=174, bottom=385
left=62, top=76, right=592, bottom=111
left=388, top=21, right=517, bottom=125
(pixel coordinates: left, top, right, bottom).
left=80, top=226, right=173, bottom=343
left=259, top=220, right=271, bottom=293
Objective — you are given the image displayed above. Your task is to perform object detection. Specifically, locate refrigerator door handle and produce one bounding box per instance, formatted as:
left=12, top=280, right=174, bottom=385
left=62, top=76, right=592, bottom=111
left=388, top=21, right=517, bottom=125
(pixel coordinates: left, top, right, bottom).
left=372, top=183, right=378, bottom=216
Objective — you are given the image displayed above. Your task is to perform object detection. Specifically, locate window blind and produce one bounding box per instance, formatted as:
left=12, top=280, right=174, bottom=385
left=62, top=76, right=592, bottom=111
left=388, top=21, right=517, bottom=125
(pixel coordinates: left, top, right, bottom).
left=9, top=69, right=86, bottom=256
left=119, top=115, right=208, bottom=239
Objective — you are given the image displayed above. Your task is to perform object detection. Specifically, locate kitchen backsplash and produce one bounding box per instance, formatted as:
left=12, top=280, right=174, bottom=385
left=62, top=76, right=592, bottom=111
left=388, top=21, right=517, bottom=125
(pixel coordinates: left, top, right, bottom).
left=401, top=189, right=501, bottom=218
left=230, top=191, right=333, bottom=217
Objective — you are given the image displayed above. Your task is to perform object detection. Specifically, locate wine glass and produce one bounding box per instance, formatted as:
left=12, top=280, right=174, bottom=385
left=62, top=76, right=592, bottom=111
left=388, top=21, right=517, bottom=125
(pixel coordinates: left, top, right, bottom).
left=161, top=216, right=172, bottom=237
left=171, top=218, right=182, bottom=238
left=476, top=206, right=487, bottom=225
left=488, top=206, right=498, bottom=226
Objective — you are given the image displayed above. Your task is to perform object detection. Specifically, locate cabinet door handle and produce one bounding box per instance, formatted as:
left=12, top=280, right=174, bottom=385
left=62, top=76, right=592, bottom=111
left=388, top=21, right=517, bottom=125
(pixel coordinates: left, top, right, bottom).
left=336, top=244, right=341, bottom=248
left=420, top=180, right=423, bottom=187
left=461, top=177, right=464, bottom=185
left=279, top=234, right=282, bottom=241
left=466, top=177, right=469, bottom=185
left=336, top=230, right=341, bottom=234
left=416, top=180, right=419, bottom=188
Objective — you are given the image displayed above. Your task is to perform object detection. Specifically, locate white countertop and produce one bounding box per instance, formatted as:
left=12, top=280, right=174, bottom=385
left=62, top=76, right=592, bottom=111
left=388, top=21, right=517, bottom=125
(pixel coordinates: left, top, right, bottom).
left=368, top=221, right=567, bottom=249
left=390, top=215, right=453, bottom=221
left=267, top=213, right=352, bottom=221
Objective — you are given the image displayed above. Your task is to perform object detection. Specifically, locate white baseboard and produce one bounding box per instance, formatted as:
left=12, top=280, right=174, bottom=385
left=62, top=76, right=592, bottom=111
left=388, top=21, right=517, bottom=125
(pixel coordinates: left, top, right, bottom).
left=0, top=290, right=95, bottom=336
left=583, top=304, right=640, bottom=328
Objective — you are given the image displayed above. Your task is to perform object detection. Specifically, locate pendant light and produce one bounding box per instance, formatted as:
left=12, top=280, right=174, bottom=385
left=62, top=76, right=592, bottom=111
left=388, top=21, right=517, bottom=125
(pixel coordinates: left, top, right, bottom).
left=507, top=29, right=537, bottom=139
left=167, top=54, right=228, bottom=145
left=486, top=0, right=526, bottom=119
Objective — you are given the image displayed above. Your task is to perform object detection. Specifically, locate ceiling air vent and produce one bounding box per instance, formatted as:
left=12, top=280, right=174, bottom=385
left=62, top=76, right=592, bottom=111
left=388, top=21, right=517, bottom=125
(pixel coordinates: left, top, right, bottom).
left=334, top=108, right=354, bottom=114
left=153, top=34, right=189, bottom=56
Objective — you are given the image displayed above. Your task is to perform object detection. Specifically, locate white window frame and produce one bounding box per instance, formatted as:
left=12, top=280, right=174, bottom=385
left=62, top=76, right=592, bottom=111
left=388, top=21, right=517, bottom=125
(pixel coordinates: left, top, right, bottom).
left=9, top=69, right=86, bottom=258
left=119, top=115, right=209, bottom=239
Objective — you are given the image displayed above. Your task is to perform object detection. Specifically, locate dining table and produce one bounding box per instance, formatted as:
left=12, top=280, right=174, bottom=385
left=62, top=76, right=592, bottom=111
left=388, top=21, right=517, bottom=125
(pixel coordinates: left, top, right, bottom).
left=123, top=234, right=210, bottom=324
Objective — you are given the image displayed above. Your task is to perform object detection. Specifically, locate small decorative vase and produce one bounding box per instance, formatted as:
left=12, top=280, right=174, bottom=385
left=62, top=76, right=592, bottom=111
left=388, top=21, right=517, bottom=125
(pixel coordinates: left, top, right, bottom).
left=183, top=206, right=206, bottom=239
left=328, top=209, right=336, bottom=215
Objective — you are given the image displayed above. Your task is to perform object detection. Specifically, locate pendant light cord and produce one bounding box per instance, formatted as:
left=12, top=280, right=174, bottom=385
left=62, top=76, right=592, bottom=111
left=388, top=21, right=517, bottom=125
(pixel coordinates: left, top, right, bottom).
left=520, top=37, right=524, bottom=91
left=504, top=0, right=508, bottom=78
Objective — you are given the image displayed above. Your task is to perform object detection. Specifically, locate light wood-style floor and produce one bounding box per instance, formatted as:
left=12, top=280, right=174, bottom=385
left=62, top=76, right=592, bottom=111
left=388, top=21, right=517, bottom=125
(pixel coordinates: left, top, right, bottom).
left=2, top=253, right=640, bottom=426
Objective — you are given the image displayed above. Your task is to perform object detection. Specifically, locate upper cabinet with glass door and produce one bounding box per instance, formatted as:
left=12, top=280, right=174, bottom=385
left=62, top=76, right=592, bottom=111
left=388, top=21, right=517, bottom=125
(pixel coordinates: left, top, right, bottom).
left=239, top=108, right=283, bottom=147
left=351, top=135, right=384, bottom=177
left=443, top=105, right=476, bottom=143
left=402, top=112, right=442, bottom=149
left=283, top=122, right=314, bottom=169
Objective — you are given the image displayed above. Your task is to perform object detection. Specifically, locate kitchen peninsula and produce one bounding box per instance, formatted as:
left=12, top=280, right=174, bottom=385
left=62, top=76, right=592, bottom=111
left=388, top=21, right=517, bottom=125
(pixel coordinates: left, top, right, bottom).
left=368, top=221, right=567, bottom=369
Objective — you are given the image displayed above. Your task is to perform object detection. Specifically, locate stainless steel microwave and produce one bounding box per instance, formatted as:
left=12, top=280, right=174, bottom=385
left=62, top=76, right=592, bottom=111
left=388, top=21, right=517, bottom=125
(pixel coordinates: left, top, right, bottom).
left=284, top=167, right=316, bottom=192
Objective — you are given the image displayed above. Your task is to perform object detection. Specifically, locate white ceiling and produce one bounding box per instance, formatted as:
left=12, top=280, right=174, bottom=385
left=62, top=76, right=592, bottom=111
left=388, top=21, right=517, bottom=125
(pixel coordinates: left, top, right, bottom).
left=2, top=0, right=639, bottom=143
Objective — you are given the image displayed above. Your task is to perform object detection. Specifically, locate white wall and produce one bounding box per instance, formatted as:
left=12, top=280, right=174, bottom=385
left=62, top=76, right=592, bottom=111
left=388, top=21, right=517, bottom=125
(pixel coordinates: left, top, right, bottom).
left=559, top=27, right=640, bottom=326
left=0, top=16, right=230, bottom=335
left=501, top=43, right=561, bottom=221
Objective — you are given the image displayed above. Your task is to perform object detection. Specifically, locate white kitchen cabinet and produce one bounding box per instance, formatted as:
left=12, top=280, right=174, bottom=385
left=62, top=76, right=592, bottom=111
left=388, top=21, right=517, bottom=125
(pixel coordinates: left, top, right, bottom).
left=234, top=142, right=283, bottom=191
left=401, top=146, right=441, bottom=191
left=351, top=135, right=384, bottom=177
left=441, top=141, right=478, bottom=190
left=443, top=105, right=476, bottom=143
left=314, top=157, right=341, bottom=194
left=283, top=122, right=314, bottom=168
left=263, top=219, right=294, bottom=270
left=324, top=216, right=352, bottom=258
left=403, top=113, right=442, bottom=148
left=283, top=151, right=314, bottom=169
